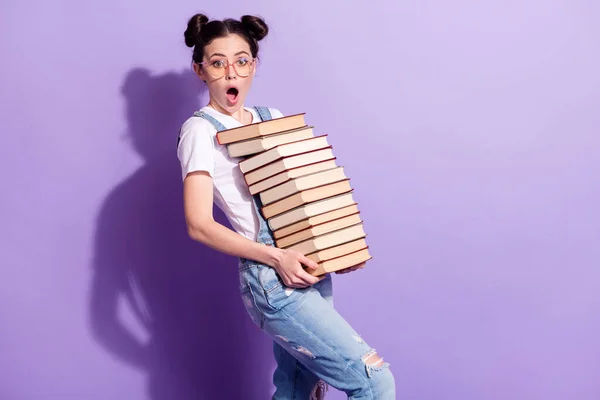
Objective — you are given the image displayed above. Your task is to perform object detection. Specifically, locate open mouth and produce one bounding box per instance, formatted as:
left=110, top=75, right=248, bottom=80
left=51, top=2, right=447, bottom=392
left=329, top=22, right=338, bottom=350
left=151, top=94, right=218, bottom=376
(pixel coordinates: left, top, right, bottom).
left=226, top=87, right=239, bottom=102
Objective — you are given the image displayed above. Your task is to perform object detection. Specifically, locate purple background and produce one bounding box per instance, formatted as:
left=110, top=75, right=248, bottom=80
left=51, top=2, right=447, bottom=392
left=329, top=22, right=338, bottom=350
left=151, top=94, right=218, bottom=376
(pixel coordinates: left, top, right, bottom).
left=2, top=1, right=599, bottom=399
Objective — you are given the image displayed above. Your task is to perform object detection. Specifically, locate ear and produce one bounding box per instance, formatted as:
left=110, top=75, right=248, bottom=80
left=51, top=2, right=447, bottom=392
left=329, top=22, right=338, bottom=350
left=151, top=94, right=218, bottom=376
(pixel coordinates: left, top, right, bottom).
left=193, top=63, right=206, bottom=82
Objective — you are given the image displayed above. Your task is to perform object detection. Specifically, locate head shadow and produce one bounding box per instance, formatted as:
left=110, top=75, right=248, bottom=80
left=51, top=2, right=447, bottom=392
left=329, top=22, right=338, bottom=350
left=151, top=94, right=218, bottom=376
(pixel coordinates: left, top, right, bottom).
left=88, top=67, right=272, bottom=399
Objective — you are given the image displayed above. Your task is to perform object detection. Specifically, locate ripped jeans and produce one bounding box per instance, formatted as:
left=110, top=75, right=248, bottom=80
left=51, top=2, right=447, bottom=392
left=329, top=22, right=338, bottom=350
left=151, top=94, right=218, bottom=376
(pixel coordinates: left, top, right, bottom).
left=238, top=202, right=396, bottom=399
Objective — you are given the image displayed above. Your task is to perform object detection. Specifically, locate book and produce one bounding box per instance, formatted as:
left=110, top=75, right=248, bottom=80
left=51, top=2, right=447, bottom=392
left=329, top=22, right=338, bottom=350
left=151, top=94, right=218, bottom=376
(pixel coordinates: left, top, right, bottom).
left=227, top=126, right=315, bottom=158
left=273, top=203, right=359, bottom=239
left=244, top=147, right=335, bottom=186
left=216, top=113, right=307, bottom=145
left=248, top=159, right=338, bottom=195
left=305, top=238, right=368, bottom=264
left=276, top=212, right=362, bottom=248
left=308, top=247, right=372, bottom=276
left=262, top=179, right=353, bottom=219
left=239, top=135, right=331, bottom=174
left=259, top=166, right=348, bottom=206
left=267, top=192, right=356, bottom=232
left=283, top=223, right=367, bottom=255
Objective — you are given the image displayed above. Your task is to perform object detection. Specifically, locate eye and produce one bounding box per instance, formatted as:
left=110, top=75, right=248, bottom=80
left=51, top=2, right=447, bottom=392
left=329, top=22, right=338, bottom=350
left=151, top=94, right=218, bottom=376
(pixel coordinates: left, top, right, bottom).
left=236, top=58, right=250, bottom=66
left=211, top=60, right=226, bottom=68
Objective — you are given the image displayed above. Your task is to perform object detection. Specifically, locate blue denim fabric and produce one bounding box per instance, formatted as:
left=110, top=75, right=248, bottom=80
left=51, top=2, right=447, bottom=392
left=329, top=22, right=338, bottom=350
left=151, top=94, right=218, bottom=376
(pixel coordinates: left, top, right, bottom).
left=192, top=107, right=396, bottom=399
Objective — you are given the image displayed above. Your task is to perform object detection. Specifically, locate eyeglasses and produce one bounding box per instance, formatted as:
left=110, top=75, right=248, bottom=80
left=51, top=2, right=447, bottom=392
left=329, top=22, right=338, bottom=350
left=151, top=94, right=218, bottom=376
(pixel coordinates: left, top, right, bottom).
left=197, top=57, right=257, bottom=79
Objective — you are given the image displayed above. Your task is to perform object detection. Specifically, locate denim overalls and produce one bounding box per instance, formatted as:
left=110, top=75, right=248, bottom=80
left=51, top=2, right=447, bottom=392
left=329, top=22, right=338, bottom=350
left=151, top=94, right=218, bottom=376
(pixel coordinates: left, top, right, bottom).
left=188, top=107, right=396, bottom=399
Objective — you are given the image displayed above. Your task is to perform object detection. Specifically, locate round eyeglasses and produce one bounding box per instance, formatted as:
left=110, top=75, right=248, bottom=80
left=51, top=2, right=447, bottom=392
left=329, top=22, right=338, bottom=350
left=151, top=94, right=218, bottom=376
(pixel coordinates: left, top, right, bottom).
left=198, top=57, right=256, bottom=79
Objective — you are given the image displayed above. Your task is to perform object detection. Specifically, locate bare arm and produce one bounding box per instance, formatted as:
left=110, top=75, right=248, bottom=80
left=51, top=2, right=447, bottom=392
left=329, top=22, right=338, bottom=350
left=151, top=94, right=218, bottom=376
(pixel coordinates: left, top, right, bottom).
left=183, top=171, right=323, bottom=287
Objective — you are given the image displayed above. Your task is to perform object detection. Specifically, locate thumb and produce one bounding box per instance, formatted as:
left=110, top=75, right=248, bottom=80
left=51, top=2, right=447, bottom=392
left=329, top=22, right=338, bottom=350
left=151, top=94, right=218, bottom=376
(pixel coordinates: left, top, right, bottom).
left=299, top=254, right=319, bottom=270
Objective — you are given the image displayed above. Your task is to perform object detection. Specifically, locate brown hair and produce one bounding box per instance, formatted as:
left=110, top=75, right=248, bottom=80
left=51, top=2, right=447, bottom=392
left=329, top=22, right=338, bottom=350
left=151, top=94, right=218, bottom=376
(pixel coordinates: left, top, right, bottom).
left=184, top=13, right=269, bottom=64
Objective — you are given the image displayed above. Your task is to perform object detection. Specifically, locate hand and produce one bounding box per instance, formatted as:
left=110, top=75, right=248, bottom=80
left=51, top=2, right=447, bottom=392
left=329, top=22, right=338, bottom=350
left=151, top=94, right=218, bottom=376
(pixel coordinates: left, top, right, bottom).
left=335, top=262, right=366, bottom=275
left=273, top=249, right=324, bottom=288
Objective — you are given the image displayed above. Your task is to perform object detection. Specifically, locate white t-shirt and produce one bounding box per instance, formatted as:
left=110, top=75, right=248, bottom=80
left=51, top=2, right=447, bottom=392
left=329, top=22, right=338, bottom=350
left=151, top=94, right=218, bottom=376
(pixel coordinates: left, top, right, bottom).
left=177, top=105, right=284, bottom=241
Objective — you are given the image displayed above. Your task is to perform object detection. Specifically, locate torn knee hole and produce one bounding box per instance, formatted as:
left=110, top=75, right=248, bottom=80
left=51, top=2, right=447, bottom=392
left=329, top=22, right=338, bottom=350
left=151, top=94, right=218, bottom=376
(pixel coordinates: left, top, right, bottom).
left=361, top=349, right=388, bottom=378
left=362, top=352, right=385, bottom=368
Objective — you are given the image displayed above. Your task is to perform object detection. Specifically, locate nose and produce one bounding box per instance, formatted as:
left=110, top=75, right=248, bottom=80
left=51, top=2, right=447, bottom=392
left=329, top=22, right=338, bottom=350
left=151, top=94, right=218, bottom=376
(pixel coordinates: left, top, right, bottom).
left=225, top=63, right=236, bottom=80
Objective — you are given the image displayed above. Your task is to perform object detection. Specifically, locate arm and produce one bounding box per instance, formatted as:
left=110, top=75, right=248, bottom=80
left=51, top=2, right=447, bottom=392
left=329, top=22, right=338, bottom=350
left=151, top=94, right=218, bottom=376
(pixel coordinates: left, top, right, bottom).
left=183, top=170, right=323, bottom=287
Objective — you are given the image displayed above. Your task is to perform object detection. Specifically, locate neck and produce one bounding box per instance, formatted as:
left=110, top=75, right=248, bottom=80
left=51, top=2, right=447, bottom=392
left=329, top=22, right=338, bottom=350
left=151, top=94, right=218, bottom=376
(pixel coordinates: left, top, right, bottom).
left=207, top=98, right=248, bottom=124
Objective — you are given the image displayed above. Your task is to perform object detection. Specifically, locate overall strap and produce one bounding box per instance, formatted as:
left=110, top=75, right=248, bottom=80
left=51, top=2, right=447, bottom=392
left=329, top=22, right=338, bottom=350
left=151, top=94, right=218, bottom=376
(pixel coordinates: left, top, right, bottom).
left=253, top=106, right=272, bottom=122
left=192, top=110, right=228, bottom=131
left=178, top=107, right=273, bottom=147
left=177, top=110, right=227, bottom=147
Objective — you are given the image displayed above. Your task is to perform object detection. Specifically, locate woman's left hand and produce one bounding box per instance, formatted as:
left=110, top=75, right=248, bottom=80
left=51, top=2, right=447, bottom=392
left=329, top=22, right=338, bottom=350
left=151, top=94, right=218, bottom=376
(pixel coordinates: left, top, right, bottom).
left=335, top=262, right=366, bottom=274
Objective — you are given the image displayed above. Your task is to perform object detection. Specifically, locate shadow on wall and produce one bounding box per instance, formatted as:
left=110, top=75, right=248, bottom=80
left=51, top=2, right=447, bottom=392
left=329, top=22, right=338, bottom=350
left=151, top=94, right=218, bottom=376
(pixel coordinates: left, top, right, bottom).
left=88, top=68, right=272, bottom=400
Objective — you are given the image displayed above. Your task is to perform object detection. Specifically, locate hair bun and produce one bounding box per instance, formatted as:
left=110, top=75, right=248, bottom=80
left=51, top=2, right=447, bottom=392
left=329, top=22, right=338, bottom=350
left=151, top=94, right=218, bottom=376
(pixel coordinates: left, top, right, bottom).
left=184, top=13, right=209, bottom=48
left=241, top=15, right=268, bottom=41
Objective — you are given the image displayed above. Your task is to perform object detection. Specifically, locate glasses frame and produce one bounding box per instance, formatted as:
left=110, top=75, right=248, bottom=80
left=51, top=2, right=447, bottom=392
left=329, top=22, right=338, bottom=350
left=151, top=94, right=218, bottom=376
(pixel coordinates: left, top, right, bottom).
left=197, top=57, right=257, bottom=79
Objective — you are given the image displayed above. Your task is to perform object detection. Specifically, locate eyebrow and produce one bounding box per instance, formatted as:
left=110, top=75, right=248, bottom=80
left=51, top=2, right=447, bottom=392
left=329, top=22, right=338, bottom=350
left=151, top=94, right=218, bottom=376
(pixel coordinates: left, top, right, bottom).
left=208, top=50, right=251, bottom=59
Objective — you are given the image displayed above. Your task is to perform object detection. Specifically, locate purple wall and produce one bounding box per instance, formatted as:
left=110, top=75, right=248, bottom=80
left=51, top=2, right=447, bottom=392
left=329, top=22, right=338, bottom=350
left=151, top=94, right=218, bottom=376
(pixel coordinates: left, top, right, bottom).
left=2, top=1, right=599, bottom=399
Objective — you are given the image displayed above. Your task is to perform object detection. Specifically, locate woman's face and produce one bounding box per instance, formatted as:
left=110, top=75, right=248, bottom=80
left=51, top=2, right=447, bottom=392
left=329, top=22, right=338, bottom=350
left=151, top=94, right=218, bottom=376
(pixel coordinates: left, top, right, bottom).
left=195, top=34, right=256, bottom=115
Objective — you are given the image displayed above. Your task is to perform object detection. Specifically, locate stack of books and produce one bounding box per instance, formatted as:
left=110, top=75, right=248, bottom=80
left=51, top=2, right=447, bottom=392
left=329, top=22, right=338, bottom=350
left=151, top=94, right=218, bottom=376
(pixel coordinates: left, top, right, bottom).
left=217, top=112, right=372, bottom=276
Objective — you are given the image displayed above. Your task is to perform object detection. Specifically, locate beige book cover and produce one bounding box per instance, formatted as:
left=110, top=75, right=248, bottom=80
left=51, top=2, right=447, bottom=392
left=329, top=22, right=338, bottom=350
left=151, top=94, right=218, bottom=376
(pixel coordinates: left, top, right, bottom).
left=308, top=248, right=372, bottom=276
left=267, top=192, right=356, bottom=231
left=239, top=135, right=330, bottom=174
left=305, top=238, right=368, bottom=264
left=244, top=147, right=335, bottom=186
left=284, top=222, right=366, bottom=255
left=262, top=180, right=353, bottom=219
left=216, top=113, right=306, bottom=145
left=273, top=203, right=359, bottom=239
left=248, top=159, right=338, bottom=195
left=227, top=126, right=315, bottom=158
left=276, top=212, right=362, bottom=248
left=260, top=166, right=347, bottom=206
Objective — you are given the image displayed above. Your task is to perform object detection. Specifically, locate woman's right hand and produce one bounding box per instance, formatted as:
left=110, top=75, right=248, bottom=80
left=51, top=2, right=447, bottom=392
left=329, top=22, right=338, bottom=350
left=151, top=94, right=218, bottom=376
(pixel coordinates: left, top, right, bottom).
left=272, top=248, right=324, bottom=288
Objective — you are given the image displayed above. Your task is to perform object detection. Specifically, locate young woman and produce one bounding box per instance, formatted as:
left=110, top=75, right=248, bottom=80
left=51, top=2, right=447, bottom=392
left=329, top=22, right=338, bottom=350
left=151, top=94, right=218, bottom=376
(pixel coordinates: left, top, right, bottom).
left=177, top=13, right=396, bottom=399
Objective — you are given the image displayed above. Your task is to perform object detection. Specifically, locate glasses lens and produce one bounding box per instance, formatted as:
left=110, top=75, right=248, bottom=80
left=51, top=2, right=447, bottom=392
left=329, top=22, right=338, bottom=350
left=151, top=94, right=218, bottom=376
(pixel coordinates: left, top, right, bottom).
left=234, top=58, right=254, bottom=77
left=205, top=60, right=226, bottom=79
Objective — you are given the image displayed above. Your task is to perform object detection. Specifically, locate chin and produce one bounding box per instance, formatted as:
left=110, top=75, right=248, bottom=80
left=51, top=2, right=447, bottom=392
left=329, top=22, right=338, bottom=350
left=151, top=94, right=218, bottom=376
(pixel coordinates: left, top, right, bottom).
left=223, top=98, right=246, bottom=113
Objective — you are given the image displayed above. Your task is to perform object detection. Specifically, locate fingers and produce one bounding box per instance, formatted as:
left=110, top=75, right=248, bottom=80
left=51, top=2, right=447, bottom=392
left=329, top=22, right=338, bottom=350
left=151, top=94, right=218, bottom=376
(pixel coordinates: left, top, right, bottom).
left=336, top=269, right=352, bottom=274
left=288, top=254, right=321, bottom=287
left=284, top=269, right=321, bottom=288
left=298, top=253, right=319, bottom=270
left=282, top=267, right=323, bottom=288
left=335, top=262, right=366, bottom=274
left=300, top=269, right=324, bottom=285
left=352, top=262, right=366, bottom=271
left=278, top=250, right=325, bottom=288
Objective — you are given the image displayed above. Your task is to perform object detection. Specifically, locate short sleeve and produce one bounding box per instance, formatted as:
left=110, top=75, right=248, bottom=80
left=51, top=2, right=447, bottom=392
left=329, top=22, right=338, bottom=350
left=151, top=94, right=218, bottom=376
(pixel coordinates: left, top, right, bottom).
left=269, top=107, right=285, bottom=119
left=176, top=117, right=216, bottom=181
